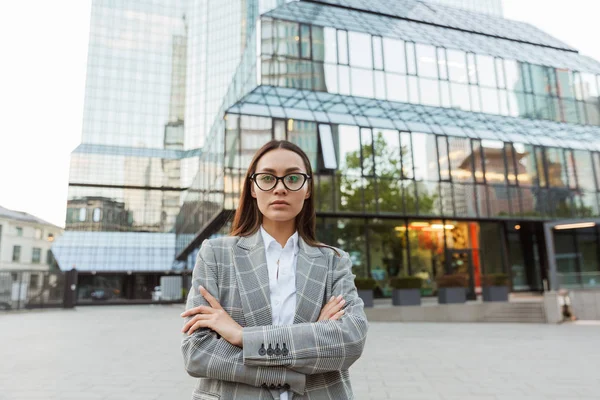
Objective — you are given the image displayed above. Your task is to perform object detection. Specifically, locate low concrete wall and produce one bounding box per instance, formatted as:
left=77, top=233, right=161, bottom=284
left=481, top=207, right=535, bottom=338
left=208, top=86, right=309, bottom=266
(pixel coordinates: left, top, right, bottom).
left=365, top=301, right=547, bottom=323
left=569, top=290, right=600, bottom=320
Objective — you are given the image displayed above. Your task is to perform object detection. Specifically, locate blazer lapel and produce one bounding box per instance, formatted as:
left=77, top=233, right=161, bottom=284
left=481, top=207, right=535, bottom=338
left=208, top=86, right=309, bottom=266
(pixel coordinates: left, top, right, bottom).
left=294, top=238, right=329, bottom=324
left=233, top=231, right=273, bottom=327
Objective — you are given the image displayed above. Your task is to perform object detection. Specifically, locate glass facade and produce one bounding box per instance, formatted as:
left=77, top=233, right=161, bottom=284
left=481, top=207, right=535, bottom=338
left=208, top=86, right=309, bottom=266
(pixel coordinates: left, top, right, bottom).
left=425, top=0, right=503, bottom=17
left=260, top=18, right=600, bottom=125
left=174, top=0, right=600, bottom=295
left=65, top=0, right=600, bottom=296
left=56, top=0, right=195, bottom=286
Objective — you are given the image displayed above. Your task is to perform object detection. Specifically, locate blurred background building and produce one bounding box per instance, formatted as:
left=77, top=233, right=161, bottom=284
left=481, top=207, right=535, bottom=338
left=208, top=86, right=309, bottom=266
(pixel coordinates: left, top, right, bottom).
left=0, top=206, right=62, bottom=307
left=56, top=0, right=600, bottom=301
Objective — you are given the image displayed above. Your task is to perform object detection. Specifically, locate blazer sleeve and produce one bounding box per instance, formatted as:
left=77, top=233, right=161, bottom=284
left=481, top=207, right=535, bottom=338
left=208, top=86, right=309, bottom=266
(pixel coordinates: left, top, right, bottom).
left=181, top=240, right=307, bottom=395
left=242, top=250, right=369, bottom=375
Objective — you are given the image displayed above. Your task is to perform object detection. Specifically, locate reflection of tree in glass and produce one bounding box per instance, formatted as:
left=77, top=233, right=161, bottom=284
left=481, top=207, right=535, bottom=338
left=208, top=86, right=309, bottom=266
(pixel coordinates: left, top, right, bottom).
left=332, top=131, right=436, bottom=214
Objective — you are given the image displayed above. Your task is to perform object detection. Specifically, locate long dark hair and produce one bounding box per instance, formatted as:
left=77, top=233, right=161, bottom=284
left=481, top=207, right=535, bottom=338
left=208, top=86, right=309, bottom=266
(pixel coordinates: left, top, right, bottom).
left=230, top=140, right=332, bottom=252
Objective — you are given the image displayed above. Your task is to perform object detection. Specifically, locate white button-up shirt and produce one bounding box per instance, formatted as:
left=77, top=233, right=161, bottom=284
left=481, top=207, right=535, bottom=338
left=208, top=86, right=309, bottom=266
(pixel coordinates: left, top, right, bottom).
left=260, top=226, right=299, bottom=400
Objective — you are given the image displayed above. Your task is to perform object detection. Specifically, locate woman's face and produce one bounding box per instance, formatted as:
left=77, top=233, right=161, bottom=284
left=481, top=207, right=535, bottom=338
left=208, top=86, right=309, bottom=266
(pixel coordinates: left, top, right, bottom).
left=251, top=148, right=311, bottom=224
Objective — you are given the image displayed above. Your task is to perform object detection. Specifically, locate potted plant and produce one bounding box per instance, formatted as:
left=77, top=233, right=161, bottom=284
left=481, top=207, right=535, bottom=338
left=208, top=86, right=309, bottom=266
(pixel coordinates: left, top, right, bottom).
left=436, top=274, right=468, bottom=304
left=390, top=276, right=423, bottom=306
left=481, top=273, right=510, bottom=302
left=354, top=277, right=377, bottom=308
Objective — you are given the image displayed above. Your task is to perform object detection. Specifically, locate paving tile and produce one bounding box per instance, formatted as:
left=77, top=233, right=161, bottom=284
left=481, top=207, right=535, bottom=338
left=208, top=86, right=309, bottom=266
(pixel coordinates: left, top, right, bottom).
left=1, top=306, right=600, bottom=399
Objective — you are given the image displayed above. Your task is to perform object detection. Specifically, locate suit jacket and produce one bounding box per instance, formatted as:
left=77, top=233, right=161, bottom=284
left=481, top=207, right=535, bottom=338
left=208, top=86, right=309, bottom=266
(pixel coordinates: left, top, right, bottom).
left=181, top=231, right=369, bottom=399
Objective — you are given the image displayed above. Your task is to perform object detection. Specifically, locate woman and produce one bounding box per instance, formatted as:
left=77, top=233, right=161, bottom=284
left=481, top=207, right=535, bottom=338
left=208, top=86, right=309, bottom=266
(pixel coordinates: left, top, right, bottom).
left=181, top=140, right=368, bottom=399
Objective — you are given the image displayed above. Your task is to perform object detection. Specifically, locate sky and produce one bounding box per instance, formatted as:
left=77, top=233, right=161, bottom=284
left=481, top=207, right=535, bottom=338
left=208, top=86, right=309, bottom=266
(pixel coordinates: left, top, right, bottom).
left=0, top=0, right=599, bottom=228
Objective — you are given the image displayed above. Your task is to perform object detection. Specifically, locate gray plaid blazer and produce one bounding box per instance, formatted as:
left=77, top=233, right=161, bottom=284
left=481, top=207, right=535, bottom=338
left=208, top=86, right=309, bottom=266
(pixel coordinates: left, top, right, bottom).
left=181, top=231, right=368, bottom=400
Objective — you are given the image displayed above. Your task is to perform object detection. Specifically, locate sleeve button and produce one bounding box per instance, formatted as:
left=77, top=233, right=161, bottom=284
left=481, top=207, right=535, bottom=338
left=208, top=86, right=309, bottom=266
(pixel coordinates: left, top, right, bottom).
left=258, top=344, right=266, bottom=356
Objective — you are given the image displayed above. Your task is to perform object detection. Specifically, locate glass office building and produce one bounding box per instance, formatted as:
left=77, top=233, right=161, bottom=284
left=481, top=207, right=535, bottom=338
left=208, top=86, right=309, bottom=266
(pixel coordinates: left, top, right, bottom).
left=58, top=0, right=600, bottom=299
left=175, top=0, right=600, bottom=298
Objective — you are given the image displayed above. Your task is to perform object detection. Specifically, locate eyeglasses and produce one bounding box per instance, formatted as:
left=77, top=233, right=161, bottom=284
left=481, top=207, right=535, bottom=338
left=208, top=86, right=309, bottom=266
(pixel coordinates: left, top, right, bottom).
left=250, top=173, right=311, bottom=192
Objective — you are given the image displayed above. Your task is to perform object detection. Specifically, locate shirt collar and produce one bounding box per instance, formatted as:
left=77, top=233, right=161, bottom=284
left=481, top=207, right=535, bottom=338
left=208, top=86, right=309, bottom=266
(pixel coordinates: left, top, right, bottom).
left=260, top=226, right=299, bottom=253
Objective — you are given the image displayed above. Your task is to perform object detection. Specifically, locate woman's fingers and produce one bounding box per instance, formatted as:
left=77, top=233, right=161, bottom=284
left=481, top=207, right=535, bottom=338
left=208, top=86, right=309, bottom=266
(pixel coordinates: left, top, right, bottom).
left=199, top=286, right=223, bottom=310
left=327, top=298, right=345, bottom=318
left=182, top=314, right=212, bottom=334
left=180, top=305, right=213, bottom=318
left=330, top=309, right=345, bottom=321
left=319, top=295, right=345, bottom=321
left=186, top=317, right=212, bottom=335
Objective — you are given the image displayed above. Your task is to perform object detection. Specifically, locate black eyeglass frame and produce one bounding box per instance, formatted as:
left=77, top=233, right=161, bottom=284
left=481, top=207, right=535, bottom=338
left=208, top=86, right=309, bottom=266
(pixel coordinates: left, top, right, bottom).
left=249, top=172, right=311, bottom=192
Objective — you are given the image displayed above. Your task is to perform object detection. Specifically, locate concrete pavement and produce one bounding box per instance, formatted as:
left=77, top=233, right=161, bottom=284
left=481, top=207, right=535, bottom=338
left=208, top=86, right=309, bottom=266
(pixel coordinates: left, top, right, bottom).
left=1, top=305, right=599, bottom=399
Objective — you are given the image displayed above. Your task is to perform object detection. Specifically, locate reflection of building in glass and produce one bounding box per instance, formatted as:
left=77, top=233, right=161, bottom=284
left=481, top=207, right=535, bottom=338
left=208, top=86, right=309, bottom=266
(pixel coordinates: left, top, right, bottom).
left=175, top=0, right=600, bottom=298
left=55, top=1, right=197, bottom=300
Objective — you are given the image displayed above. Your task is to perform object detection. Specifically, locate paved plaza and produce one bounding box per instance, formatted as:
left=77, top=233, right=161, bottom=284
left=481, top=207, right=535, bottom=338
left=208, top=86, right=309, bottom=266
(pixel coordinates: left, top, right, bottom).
left=1, top=305, right=599, bottom=400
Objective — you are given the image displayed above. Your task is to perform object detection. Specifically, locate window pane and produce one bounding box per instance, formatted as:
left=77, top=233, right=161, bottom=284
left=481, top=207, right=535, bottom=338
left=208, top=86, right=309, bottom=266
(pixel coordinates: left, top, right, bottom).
left=374, top=130, right=401, bottom=178
left=504, top=59, right=523, bottom=92
left=13, top=245, right=21, bottom=262
left=323, top=27, right=337, bottom=64
left=530, top=65, right=552, bottom=95
left=351, top=68, right=374, bottom=98
left=372, top=36, right=383, bottom=70
left=481, top=88, right=500, bottom=114
left=406, top=42, right=417, bottom=75
left=546, top=148, right=568, bottom=188
left=348, top=31, right=372, bottom=69
left=318, top=124, right=337, bottom=169
left=386, top=73, right=408, bottom=102
left=505, top=143, right=517, bottom=185
left=419, top=78, right=440, bottom=106
left=383, top=38, right=406, bottom=73
left=448, top=136, right=473, bottom=183
left=338, top=65, right=350, bottom=95
left=416, top=43, right=437, bottom=78
left=374, top=71, right=386, bottom=99
left=288, top=121, right=317, bottom=170
left=481, top=140, right=506, bottom=184
left=408, top=76, right=419, bottom=103
left=324, top=64, right=339, bottom=93
left=477, top=55, right=497, bottom=87
left=400, top=132, right=414, bottom=179
left=274, top=21, right=299, bottom=58
left=437, top=48, right=448, bottom=80
left=338, top=125, right=361, bottom=176
left=495, top=58, right=506, bottom=88
left=574, top=150, right=595, bottom=191
left=360, top=128, right=374, bottom=176
left=470, top=86, right=481, bottom=112
left=451, top=83, right=470, bottom=111
left=513, top=143, right=538, bottom=187
left=467, top=53, right=478, bottom=84
left=437, top=136, right=449, bottom=180
left=312, top=26, right=325, bottom=62
left=93, top=208, right=101, bottom=222
left=337, top=30, right=348, bottom=64
left=556, top=68, right=575, bottom=99
left=300, top=24, right=311, bottom=59
left=79, top=208, right=87, bottom=222
left=412, top=132, right=439, bottom=181
left=447, top=49, right=468, bottom=83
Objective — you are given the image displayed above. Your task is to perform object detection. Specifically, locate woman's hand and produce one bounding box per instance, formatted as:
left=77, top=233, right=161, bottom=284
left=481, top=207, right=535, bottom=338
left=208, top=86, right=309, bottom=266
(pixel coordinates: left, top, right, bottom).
left=181, top=286, right=244, bottom=348
left=318, top=295, right=346, bottom=321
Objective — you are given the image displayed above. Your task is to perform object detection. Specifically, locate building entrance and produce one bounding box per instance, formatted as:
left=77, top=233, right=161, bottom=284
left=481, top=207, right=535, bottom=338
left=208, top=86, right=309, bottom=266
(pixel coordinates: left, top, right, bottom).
left=446, top=249, right=476, bottom=300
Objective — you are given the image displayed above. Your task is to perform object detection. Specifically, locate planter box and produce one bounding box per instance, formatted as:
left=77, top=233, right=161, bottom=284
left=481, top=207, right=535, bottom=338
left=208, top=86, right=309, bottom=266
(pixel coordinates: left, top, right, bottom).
left=482, top=286, right=509, bottom=302
left=358, top=290, right=374, bottom=308
left=392, top=289, right=421, bottom=306
left=438, top=287, right=466, bottom=304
